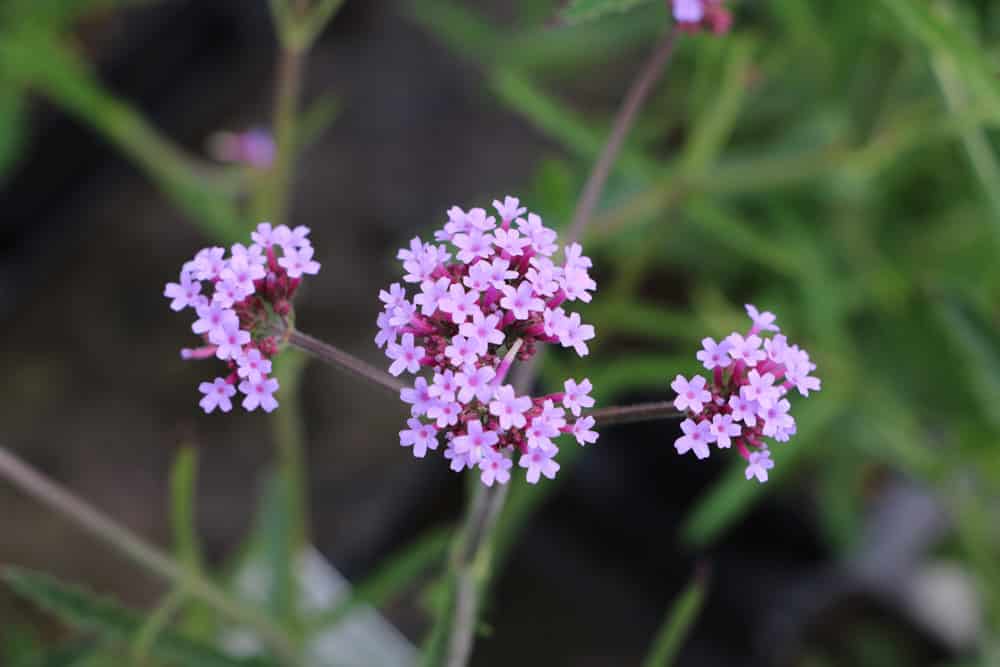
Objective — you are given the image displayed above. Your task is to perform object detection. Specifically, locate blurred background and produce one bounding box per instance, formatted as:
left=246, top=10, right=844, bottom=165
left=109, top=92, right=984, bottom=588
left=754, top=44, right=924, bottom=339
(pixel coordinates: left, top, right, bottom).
left=1, top=0, right=999, bottom=665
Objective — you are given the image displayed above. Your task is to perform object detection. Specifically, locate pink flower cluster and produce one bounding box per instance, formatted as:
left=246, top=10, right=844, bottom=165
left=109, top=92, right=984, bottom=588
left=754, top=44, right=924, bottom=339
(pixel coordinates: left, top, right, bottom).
left=164, top=223, right=320, bottom=414
left=671, top=0, right=732, bottom=34
left=671, top=305, right=820, bottom=483
left=378, top=196, right=600, bottom=486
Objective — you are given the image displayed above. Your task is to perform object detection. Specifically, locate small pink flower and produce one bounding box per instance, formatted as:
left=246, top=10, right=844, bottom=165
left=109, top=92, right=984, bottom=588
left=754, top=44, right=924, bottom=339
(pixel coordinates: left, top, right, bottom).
left=199, top=377, right=235, bottom=413
left=479, top=449, right=512, bottom=486
left=455, top=365, right=497, bottom=403
left=696, top=337, right=733, bottom=370
left=671, top=374, right=711, bottom=414
left=675, top=418, right=713, bottom=459
left=453, top=420, right=500, bottom=463
left=439, top=284, right=480, bottom=324
left=210, top=323, right=251, bottom=361
left=444, top=335, right=479, bottom=368
left=500, top=282, right=544, bottom=320
left=386, top=333, right=425, bottom=376
left=400, top=377, right=435, bottom=416
left=489, top=385, right=531, bottom=430
left=400, top=418, right=439, bottom=458
left=493, top=196, right=526, bottom=222
left=164, top=271, right=203, bottom=312
left=278, top=246, right=321, bottom=278
left=519, top=446, right=560, bottom=484
left=492, top=228, right=530, bottom=256
left=427, top=400, right=461, bottom=428
left=745, top=450, right=774, bottom=483
left=570, top=416, right=598, bottom=446
left=562, top=378, right=595, bottom=417
left=428, top=369, right=459, bottom=403
left=708, top=414, right=741, bottom=449
left=239, top=376, right=280, bottom=413
left=237, top=349, right=273, bottom=383
left=746, top=304, right=779, bottom=334
left=559, top=312, right=595, bottom=357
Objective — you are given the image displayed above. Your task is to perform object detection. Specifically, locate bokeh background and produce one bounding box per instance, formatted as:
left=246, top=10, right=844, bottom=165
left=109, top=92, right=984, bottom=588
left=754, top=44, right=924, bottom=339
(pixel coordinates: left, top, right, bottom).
left=1, top=0, right=999, bottom=665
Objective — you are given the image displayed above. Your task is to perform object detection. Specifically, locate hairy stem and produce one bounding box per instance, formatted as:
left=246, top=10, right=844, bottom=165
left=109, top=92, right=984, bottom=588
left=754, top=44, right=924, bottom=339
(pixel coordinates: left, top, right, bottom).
left=287, top=329, right=405, bottom=395
left=0, top=447, right=299, bottom=665
left=443, top=27, right=680, bottom=667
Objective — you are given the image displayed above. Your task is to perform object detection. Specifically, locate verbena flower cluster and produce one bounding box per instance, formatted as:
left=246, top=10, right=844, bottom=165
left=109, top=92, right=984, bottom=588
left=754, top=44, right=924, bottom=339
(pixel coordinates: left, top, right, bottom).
left=671, top=0, right=732, bottom=34
left=672, top=305, right=820, bottom=483
left=164, top=223, right=320, bottom=414
left=377, top=196, right=599, bottom=486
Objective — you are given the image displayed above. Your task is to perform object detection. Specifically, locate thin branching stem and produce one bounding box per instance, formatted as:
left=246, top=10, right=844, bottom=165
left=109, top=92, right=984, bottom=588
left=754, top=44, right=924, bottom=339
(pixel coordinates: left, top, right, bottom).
left=287, top=329, right=405, bottom=395
left=589, top=401, right=683, bottom=427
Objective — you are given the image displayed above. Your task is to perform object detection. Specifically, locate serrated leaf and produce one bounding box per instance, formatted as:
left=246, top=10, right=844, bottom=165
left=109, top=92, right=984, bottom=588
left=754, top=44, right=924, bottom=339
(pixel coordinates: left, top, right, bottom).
left=3, top=568, right=275, bottom=667
left=561, top=0, right=656, bottom=25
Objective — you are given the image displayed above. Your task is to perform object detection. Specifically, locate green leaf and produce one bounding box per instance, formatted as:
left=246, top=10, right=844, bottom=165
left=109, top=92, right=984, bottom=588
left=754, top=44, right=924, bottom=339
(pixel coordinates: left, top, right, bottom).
left=561, top=0, right=656, bottom=25
left=641, top=569, right=708, bottom=667
left=3, top=568, right=275, bottom=667
left=170, top=447, right=203, bottom=574
left=167, top=445, right=216, bottom=640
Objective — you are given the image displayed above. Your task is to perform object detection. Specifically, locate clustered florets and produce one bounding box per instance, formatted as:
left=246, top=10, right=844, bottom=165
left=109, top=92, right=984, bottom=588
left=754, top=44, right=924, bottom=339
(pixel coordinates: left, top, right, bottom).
left=378, top=196, right=600, bottom=486
left=671, top=0, right=732, bottom=34
left=671, top=305, right=820, bottom=482
left=164, top=223, right=320, bottom=414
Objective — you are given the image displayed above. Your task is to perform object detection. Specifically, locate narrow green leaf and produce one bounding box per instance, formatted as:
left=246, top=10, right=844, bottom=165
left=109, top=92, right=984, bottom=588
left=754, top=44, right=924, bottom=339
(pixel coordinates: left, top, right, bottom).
left=561, top=0, right=656, bottom=25
left=170, top=447, right=202, bottom=573
left=641, top=568, right=708, bottom=667
left=3, top=568, right=275, bottom=667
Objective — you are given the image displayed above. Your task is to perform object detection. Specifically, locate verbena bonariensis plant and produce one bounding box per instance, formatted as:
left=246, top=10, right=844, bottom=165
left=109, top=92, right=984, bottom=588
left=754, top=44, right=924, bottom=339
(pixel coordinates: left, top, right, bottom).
left=163, top=198, right=820, bottom=485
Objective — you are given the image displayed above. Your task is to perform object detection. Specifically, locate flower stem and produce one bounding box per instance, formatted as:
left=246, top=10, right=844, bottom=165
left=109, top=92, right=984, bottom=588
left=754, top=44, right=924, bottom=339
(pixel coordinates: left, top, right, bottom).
left=287, top=328, right=405, bottom=395
left=566, top=27, right=678, bottom=245
left=588, top=401, right=683, bottom=427
left=0, top=447, right=300, bottom=665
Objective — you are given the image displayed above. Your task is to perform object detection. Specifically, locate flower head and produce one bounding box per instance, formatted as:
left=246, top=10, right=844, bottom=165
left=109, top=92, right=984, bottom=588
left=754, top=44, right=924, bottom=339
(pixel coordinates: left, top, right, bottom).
left=378, top=196, right=600, bottom=485
left=670, top=304, right=819, bottom=481
left=166, top=223, right=321, bottom=414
